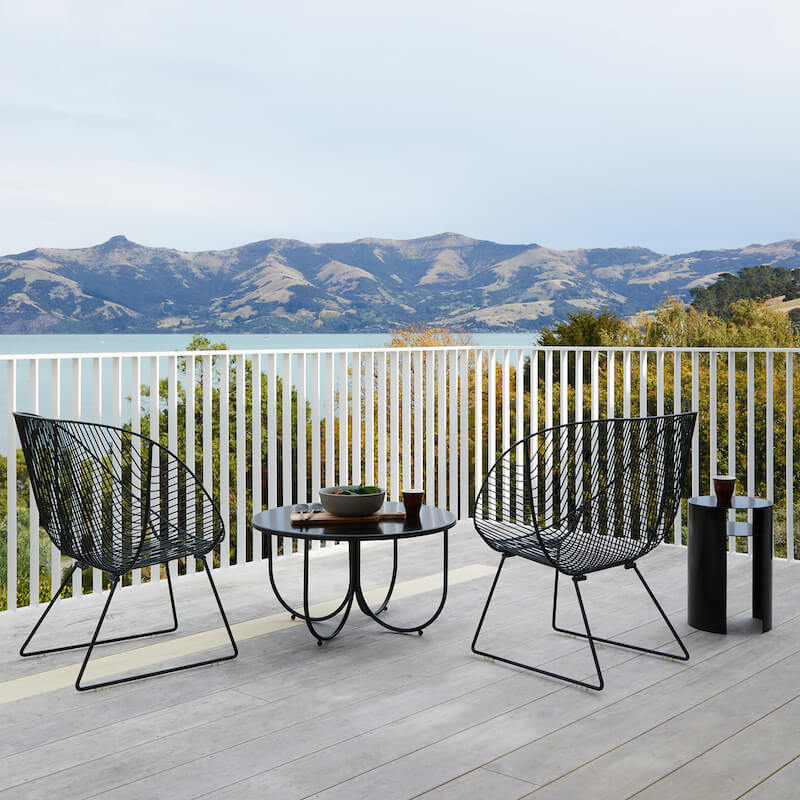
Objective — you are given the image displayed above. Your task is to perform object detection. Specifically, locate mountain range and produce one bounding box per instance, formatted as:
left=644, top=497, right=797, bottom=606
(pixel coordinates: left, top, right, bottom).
left=1, top=233, right=799, bottom=333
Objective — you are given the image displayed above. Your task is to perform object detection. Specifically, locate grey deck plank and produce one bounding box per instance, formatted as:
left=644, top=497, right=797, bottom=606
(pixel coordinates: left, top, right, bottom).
left=738, top=753, right=800, bottom=800
left=488, top=584, right=800, bottom=787
left=631, top=696, right=800, bottom=800
left=0, top=526, right=797, bottom=800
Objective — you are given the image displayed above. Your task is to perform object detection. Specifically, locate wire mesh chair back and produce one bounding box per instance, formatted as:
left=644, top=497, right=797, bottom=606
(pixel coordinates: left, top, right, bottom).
left=14, top=412, right=224, bottom=576
left=473, top=412, right=696, bottom=575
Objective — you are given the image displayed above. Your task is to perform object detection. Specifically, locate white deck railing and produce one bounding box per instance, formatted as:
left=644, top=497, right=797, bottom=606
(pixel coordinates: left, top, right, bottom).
left=1, top=345, right=797, bottom=612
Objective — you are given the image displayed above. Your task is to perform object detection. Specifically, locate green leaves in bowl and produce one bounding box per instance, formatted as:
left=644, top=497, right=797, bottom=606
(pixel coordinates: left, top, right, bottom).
left=332, top=485, right=383, bottom=495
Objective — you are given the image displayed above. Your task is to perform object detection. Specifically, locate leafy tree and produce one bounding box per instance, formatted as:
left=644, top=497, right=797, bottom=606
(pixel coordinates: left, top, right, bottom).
left=538, top=309, right=628, bottom=346
left=690, top=264, right=800, bottom=319
left=387, top=324, right=473, bottom=348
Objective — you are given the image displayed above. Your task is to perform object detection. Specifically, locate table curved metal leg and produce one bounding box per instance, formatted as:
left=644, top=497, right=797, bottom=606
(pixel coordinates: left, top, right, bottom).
left=356, top=532, right=448, bottom=635
left=303, top=539, right=355, bottom=645
left=266, top=543, right=351, bottom=623
left=369, top=538, right=399, bottom=616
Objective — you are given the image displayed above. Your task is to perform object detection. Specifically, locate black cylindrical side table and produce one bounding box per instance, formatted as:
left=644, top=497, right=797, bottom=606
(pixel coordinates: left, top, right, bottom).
left=687, top=496, right=772, bottom=634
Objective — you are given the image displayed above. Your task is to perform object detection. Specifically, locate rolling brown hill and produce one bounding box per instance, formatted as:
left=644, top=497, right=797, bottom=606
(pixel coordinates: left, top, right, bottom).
left=1, top=233, right=799, bottom=333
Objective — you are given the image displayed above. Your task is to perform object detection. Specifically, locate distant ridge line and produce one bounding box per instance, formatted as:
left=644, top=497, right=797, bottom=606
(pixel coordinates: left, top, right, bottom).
left=0, top=233, right=798, bottom=334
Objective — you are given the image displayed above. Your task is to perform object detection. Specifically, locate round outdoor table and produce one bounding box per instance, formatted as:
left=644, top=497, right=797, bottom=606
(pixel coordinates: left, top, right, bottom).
left=251, top=502, right=457, bottom=645
left=687, top=495, right=772, bottom=634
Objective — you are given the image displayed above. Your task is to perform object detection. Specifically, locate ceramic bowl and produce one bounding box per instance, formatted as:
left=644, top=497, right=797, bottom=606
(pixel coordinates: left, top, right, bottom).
left=318, top=486, right=386, bottom=516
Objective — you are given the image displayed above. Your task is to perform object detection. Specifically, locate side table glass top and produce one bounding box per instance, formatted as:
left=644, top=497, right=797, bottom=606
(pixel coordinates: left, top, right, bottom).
left=689, top=495, right=772, bottom=510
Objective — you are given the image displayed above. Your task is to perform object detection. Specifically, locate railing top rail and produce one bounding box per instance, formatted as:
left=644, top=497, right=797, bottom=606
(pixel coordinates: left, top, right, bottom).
left=0, top=344, right=798, bottom=360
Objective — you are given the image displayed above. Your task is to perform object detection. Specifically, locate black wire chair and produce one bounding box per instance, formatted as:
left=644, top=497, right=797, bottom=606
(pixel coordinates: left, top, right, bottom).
left=472, top=412, right=696, bottom=690
left=14, top=412, right=238, bottom=691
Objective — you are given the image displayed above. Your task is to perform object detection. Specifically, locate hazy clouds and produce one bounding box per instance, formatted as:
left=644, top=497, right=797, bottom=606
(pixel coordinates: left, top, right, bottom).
left=1, top=0, right=798, bottom=254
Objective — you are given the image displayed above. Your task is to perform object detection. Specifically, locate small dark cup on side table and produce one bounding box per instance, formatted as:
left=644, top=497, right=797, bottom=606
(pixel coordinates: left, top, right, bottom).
left=713, top=475, right=736, bottom=507
left=402, top=489, right=424, bottom=522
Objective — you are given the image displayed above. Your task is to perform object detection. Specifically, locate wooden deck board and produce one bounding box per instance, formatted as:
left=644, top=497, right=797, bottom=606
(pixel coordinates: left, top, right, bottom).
left=0, top=523, right=798, bottom=799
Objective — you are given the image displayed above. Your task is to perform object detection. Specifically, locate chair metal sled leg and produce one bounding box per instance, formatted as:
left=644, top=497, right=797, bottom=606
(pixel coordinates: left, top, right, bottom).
left=471, top=555, right=605, bottom=691
left=74, top=556, right=237, bottom=691
left=552, top=563, right=689, bottom=662
left=20, top=562, right=179, bottom=658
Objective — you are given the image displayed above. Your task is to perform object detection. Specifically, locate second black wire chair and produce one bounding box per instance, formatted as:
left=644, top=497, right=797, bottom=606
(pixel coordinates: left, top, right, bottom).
left=472, top=412, right=696, bottom=690
left=14, top=412, right=238, bottom=691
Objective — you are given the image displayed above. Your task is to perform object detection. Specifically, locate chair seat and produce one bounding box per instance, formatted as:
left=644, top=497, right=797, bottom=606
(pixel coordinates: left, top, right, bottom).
left=483, top=520, right=662, bottom=575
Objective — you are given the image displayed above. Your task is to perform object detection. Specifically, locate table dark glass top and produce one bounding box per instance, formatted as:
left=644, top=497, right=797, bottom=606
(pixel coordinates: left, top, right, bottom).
left=689, top=495, right=772, bottom=510
left=251, top=501, right=458, bottom=542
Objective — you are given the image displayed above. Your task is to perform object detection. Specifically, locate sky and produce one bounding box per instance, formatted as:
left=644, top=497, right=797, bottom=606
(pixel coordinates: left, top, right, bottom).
left=1, top=0, right=799, bottom=256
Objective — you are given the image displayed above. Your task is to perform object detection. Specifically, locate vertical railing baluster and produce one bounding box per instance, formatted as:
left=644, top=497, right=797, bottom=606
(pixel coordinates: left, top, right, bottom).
left=29, top=358, right=39, bottom=607
left=425, top=351, right=435, bottom=501
left=766, top=351, right=774, bottom=505
left=267, top=353, right=279, bottom=558
left=623, top=350, right=631, bottom=419
left=50, top=358, right=62, bottom=594
left=691, top=351, right=699, bottom=499
left=310, top=353, right=322, bottom=520
left=282, top=353, right=293, bottom=506
left=747, top=351, right=755, bottom=555
left=438, top=349, right=447, bottom=509
left=529, top=348, right=537, bottom=523
left=295, top=353, right=306, bottom=507
left=515, top=350, right=524, bottom=519
left=449, top=350, right=459, bottom=513
left=474, top=350, right=483, bottom=513
left=324, top=353, right=335, bottom=491
left=390, top=350, right=400, bottom=502
left=92, top=357, right=102, bottom=594
left=656, top=350, right=664, bottom=417
left=607, top=350, right=615, bottom=419
left=70, top=358, right=83, bottom=597
left=488, top=350, right=497, bottom=516
left=673, top=350, right=682, bottom=545
left=6, top=360, right=16, bottom=610
left=149, top=355, right=160, bottom=586
left=710, top=351, right=717, bottom=494
left=531, top=347, right=538, bottom=436
left=786, top=352, right=794, bottom=560
left=202, top=354, right=213, bottom=573
left=543, top=350, right=553, bottom=528
left=338, top=352, right=349, bottom=487
left=377, top=352, right=387, bottom=495
left=236, top=353, right=247, bottom=564
left=168, top=355, right=179, bottom=578
left=559, top=349, right=568, bottom=521
left=185, top=354, right=197, bottom=573
left=639, top=350, right=647, bottom=418
left=459, top=349, right=469, bottom=519
left=402, top=351, right=411, bottom=492
left=414, top=350, right=423, bottom=491
left=131, top=356, right=142, bottom=586
left=728, top=351, right=736, bottom=492
left=365, top=351, right=375, bottom=488
left=219, top=356, right=230, bottom=568
left=352, top=351, right=362, bottom=487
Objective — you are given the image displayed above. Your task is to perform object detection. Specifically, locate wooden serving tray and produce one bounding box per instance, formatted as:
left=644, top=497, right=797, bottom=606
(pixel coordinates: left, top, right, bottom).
left=290, top=510, right=406, bottom=526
